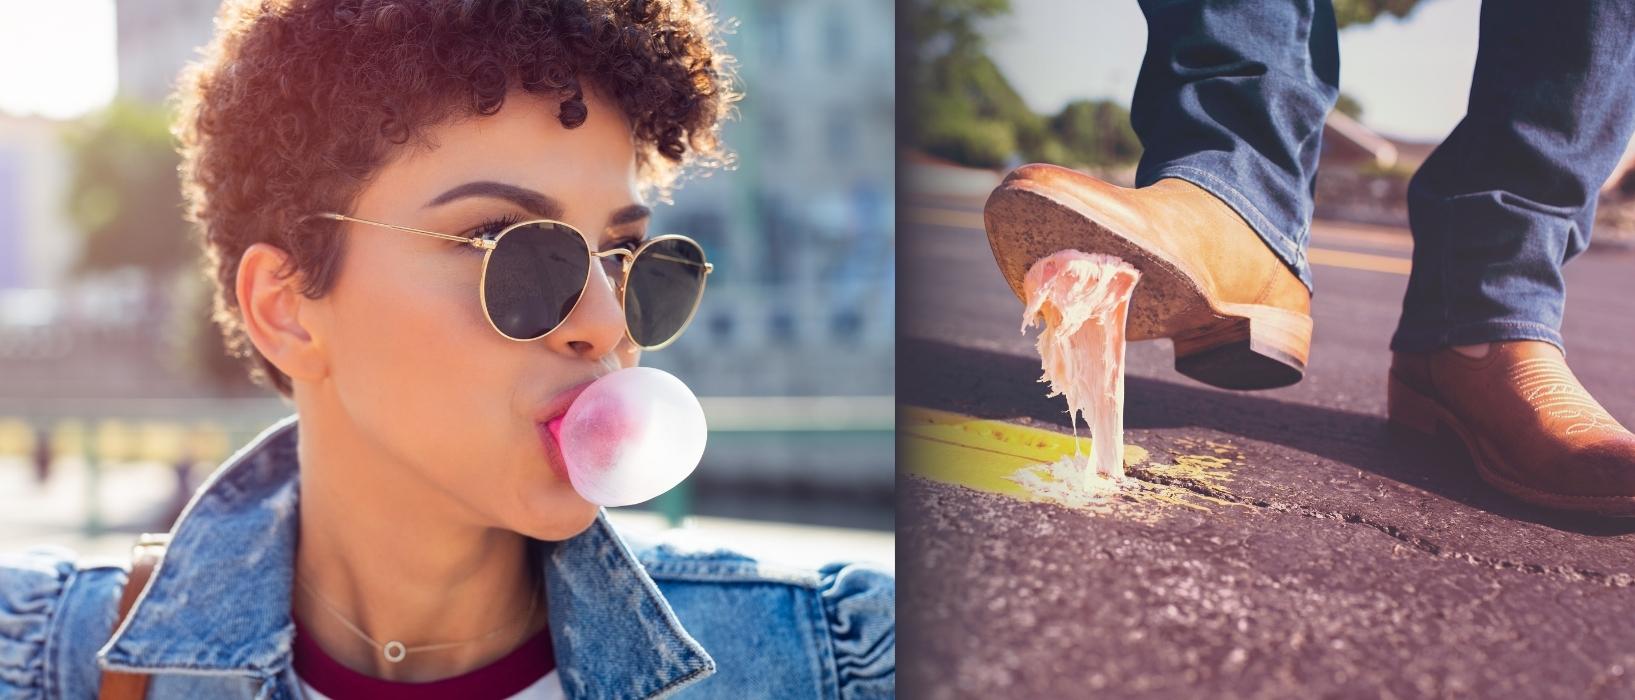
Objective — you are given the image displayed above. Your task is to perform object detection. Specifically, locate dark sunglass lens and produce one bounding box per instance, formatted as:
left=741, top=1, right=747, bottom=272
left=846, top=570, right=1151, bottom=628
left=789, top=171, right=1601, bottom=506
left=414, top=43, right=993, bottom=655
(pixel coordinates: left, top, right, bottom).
left=626, top=238, right=707, bottom=347
left=483, top=223, right=590, bottom=339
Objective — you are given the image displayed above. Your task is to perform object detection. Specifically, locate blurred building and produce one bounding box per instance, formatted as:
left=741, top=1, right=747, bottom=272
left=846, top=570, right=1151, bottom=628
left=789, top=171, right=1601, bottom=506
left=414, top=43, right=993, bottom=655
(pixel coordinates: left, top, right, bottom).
left=114, top=0, right=220, bottom=104
left=0, top=115, right=77, bottom=292
left=643, top=0, right=896, bottom=398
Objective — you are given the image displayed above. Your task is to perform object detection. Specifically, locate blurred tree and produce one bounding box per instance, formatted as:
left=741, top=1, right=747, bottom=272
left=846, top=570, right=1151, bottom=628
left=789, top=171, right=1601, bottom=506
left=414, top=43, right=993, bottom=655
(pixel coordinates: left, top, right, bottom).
left=920, top=49, right=1062, bottom=164
left=1050, top=99, right=1142, bottom=167
left=62, top=100, right=253, bottom=393
left=905, top=0, right=1011, bottom=66
left=1333, top=0, right=1430, bottom=29
left=61, top=100, right=192, bottom=276
left=906, top=0, right=1039, bottom=166
left=918, top=111, right=1016, bottom=169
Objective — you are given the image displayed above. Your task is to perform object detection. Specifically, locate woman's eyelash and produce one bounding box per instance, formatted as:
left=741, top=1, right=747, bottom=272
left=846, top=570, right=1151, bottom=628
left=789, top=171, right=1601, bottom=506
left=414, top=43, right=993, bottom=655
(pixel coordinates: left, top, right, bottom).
left=608, top=236, right=643, bottom=251
left=461, top=215, right=645, bottom=250
left=466, top=214, right=524, bottom=242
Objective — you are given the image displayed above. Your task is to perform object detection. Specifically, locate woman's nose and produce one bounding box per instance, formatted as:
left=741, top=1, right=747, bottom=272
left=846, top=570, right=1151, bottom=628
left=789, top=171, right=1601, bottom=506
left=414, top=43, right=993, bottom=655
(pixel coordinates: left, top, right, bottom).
left=546, top=258, right=627, bottom=358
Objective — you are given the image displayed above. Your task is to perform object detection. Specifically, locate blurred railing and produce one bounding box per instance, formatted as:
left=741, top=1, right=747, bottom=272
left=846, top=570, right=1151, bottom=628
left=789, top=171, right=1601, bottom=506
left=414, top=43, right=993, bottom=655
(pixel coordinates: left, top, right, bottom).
left=0, top=393, right=893, bottom=535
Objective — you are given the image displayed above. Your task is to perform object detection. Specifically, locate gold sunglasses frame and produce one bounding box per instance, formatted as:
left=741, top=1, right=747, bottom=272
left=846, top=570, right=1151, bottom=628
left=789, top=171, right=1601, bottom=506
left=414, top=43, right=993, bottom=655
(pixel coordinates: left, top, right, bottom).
left=303, top=212, right=714, bottom=350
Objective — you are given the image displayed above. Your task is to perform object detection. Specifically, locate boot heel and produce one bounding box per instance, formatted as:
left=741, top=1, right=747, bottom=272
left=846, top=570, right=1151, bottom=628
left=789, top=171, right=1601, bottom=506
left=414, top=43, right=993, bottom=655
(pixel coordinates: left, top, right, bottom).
left=1172, top=303, right=1312, bottom=390
left=1386, top=371, right=1448, bottom=438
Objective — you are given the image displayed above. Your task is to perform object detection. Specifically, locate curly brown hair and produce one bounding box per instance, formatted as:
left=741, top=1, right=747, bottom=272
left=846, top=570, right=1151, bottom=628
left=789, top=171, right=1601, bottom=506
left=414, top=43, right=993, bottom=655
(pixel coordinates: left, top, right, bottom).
left=173, top=0, right=738, bottom=398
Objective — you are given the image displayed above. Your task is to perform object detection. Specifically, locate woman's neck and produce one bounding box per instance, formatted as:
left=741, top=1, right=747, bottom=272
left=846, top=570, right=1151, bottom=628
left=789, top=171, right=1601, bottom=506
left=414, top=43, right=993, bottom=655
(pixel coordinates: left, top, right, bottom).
left=291, top=411, right=548, bottom=682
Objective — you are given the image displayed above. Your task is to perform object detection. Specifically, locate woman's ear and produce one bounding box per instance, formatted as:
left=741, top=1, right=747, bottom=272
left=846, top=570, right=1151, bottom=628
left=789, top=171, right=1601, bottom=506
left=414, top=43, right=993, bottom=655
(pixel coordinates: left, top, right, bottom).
left=238, top=242, right=326, bottom=384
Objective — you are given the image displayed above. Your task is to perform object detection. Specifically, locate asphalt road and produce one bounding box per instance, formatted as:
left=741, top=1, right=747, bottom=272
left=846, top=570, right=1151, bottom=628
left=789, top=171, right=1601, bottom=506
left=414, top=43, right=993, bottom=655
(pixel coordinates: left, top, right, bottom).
left=898, top=190, right=1635, bottom=699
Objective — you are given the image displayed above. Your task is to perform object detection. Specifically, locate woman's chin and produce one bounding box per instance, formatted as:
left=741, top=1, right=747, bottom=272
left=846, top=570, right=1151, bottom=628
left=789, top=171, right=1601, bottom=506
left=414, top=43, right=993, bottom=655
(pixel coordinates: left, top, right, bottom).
left=512, top=485, right=602, bottom=541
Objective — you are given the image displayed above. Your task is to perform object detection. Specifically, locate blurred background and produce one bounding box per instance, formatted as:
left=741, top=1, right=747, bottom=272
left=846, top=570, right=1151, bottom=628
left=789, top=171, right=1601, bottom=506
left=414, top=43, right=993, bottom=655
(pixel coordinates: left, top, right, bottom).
left=0, top=0, right=892, bottom=568
left=902, top=0, right=1635, bottom=238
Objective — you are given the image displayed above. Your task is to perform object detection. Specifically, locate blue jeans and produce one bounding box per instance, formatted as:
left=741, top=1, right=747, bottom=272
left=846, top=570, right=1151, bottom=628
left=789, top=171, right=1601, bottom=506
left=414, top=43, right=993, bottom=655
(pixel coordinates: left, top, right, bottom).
left=1129, top=0, right=1635, bottom=353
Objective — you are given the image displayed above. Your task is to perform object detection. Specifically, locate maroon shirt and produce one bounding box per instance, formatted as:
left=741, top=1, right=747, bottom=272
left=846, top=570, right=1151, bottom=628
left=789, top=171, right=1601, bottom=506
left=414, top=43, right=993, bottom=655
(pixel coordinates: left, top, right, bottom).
left=292, top=617, right=558, bottom=700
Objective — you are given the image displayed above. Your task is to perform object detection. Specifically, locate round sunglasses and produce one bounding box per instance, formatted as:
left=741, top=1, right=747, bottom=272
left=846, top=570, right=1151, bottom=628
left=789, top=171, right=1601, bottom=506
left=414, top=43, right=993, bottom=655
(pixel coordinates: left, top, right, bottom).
left=302, top=212, right=713, bottom=349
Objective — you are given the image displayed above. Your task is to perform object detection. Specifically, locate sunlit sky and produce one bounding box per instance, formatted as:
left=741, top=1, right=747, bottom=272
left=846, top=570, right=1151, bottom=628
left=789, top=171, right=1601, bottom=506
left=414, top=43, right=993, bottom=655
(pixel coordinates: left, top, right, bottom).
left=985, top=0, right=1480, bottom=142
left=1, top=0, right=1480, bottom=140
left=0, top=0, right=118, bottom=119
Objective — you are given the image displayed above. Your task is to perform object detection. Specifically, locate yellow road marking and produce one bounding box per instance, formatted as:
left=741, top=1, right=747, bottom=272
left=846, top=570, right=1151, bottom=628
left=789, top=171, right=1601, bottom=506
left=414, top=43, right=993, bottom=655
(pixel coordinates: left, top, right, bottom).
left=901, top=406, right=1249, bottom=516
left=1312, top=221, right=1414, bottom=251
left=1306, top=247, right=1411, bottom=275
left=905, top=206, right=1413, bottom=276
left=900, top=405, right=1148, bottom=501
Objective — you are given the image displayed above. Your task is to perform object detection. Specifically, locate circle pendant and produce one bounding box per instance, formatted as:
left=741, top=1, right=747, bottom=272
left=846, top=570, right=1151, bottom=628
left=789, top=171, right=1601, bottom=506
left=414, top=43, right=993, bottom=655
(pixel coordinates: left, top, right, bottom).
left=383, top=641, right=407, bottom=663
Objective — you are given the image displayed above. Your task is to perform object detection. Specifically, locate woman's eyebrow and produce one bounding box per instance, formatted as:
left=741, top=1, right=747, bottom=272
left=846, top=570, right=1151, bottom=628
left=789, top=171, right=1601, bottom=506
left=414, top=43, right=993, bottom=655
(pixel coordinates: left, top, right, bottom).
left=424, top=180, right=651, bottom=228
left=608, top=204, right=652, bottom=227
left=424, top=181, right=562, bottom=219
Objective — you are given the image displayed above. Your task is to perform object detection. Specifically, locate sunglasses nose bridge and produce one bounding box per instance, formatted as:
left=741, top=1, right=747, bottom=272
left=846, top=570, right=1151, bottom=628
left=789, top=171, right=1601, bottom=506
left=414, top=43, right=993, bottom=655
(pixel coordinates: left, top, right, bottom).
left=592, top=247, right=634, bottom=264
left=592, top=248, right=636, bottom=295
left=585, top=250, right=627, bottom=299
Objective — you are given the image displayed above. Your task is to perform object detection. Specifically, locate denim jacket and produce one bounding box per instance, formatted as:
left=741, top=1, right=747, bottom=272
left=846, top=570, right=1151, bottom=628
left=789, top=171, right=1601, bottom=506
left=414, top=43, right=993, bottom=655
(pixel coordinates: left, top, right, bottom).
left=0, top=414, right=895, bottom=699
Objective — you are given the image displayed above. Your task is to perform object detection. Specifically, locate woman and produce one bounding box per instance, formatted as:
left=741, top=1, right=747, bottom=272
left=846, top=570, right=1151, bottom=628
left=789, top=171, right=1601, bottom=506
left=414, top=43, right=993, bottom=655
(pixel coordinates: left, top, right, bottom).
left=0, top=1, right=895, bottom=697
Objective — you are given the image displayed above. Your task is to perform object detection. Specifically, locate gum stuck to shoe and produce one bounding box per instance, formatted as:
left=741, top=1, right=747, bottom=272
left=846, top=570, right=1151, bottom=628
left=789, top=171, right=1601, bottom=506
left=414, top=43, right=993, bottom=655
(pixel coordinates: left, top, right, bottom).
left=545, top=366, right=707, bottom=507
left=1020, top=250, right=1142, bottom=492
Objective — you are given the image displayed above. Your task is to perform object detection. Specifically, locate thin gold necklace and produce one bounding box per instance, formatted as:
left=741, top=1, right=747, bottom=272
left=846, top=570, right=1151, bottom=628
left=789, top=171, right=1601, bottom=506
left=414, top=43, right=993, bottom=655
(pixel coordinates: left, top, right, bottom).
left=294, top=572, right=541, bottom=664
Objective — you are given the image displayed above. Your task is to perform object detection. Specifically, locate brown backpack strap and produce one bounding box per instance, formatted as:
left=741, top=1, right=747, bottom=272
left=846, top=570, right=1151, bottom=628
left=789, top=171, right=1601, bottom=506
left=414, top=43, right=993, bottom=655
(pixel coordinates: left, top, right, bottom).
left=97, top=533, right=170, bottom=700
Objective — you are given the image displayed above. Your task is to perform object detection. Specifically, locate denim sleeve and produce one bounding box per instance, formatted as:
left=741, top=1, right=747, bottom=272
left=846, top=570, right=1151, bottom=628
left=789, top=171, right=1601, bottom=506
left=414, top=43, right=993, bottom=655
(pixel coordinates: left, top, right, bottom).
left=0, top=546, right=79, bottom=699
left=0, top=546, right=123, bottom=700
left=816, top=561, right=895, bottom=700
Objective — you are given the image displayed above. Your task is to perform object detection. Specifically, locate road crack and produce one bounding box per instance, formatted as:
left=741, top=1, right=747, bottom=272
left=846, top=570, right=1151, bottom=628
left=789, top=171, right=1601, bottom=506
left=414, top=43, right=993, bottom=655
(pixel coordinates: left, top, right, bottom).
left=1125, top=465, right=1635, bottom=589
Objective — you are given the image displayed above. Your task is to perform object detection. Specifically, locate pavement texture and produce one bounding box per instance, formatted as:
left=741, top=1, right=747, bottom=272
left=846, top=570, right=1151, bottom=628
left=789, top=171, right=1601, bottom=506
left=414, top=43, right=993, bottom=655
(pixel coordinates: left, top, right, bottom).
left=899, top=187, right=1635, bottom=699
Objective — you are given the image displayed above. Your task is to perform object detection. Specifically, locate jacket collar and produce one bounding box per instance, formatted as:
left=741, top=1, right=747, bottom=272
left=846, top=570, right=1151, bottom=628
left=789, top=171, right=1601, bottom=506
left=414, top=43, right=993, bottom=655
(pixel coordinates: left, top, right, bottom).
left=96, top=413, right=715, bottom=699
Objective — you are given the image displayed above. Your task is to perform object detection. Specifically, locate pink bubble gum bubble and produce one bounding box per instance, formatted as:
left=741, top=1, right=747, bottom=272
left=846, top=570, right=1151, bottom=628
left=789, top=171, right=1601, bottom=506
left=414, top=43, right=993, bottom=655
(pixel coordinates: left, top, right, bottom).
left=547, top=366, right=707, bottom=507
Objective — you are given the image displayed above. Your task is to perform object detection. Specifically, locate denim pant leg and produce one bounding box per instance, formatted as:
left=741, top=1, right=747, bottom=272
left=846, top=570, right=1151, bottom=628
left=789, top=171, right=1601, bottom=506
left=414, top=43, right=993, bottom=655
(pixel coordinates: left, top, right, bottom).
left=1130, top=0, right=1340, bottom=295
left=1390, top=1, right=1635, bottom=354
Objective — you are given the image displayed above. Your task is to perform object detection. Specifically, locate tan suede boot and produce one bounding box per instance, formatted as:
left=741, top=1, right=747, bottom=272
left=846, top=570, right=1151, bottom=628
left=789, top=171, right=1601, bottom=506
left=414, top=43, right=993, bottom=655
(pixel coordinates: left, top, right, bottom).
left=1389, top=340, right=1635, bottom=517
left=984, top=163, right=1312, bottom=390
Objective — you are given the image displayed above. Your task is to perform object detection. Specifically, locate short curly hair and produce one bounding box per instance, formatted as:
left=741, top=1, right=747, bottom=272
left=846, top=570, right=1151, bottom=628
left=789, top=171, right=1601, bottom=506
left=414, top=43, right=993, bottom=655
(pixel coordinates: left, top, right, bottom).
left=173, top=0, right=738, bottom=398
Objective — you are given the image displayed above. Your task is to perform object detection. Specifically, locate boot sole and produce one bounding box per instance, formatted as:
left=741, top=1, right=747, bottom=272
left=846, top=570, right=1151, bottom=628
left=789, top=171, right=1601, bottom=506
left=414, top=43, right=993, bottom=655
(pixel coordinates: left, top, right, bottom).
left=1387, top=371, right=1635, bottom=517
left=984, top=179, right=1311, bottom=391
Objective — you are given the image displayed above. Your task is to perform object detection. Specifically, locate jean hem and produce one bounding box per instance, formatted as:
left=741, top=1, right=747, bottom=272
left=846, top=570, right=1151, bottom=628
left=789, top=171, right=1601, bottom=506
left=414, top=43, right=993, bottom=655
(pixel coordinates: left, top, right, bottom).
left=1139, top=165, right=1315, bottom=294
left=1388, top=320, right=1565, bottom=356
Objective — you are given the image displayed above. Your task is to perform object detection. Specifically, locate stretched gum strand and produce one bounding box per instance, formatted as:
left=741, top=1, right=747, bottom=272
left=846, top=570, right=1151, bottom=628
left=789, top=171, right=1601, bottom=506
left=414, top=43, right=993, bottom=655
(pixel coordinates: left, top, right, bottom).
left=1020, top=251, right=1142, bottom=488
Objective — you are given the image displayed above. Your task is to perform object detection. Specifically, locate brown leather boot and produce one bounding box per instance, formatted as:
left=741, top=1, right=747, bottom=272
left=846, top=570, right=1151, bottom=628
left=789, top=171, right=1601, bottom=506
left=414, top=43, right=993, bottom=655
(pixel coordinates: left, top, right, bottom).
left=984, top=163, right=1313, bottom=390
left=1388, top=340, right=1635, bottom=517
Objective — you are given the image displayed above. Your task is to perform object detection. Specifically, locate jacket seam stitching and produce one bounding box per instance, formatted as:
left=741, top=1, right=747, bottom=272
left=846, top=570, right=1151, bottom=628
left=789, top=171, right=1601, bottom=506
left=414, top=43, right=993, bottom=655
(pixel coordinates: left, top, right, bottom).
left=40, top=564, right=78, bottom=699
left=646, top=662, right=713, bottom=700
left=643, top=569, right=822, bottom=587
left=806, top=583, right=842, bottom=698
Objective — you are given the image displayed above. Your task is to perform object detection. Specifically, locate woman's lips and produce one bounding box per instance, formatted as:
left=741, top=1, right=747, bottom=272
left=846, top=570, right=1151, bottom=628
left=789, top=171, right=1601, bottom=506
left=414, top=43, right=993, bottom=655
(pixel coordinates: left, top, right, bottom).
left=533, top=377, right=599, bottom=484
left=538, top=416, right=570, bottom=481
